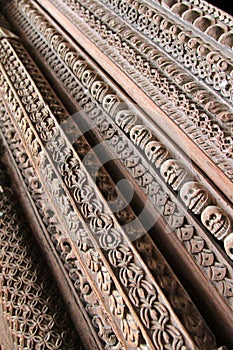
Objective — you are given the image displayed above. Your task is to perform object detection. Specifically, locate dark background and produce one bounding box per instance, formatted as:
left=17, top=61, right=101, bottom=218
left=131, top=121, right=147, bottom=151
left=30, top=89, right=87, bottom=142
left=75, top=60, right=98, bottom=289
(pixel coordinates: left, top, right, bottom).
left=207, top=1, right=233, bottom=16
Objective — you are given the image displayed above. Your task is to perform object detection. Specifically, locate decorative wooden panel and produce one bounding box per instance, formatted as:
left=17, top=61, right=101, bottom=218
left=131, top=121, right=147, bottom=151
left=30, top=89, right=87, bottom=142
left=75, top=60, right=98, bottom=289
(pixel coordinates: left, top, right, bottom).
left=0, top=156, right=84, bottom=349
left=0, top=0, right=232, bottom=349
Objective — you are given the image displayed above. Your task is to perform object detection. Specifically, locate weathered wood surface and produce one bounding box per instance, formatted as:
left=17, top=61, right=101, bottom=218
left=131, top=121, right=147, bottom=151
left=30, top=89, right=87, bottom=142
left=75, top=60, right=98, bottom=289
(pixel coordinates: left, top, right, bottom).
left=0, top=0, right=233, bottom=349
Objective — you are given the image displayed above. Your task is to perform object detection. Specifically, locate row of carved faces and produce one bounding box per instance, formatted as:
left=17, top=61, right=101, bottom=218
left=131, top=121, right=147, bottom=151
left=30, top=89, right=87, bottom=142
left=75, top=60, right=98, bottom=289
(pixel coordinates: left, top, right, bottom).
left=9, top=1, right=233, bottom=260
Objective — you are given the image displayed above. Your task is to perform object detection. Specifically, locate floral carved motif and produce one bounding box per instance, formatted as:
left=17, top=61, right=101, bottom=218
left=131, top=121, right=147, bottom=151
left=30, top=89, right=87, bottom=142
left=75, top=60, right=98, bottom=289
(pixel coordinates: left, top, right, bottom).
left=0, top=28, right=219, bottom=348
left=8, top=1, right=233, bottom=260
left=1, top=0, right=233, bottom=348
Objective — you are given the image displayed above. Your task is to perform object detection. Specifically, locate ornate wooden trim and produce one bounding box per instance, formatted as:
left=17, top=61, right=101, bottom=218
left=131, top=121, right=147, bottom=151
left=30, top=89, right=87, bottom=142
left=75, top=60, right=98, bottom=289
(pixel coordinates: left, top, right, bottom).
left=27, top=0, right=233, bottom=201
left=0, top=0, right=232, bottom=348
left=0, top=154, right=84, bottom=349
left=0, top=27, right=218, bottom=350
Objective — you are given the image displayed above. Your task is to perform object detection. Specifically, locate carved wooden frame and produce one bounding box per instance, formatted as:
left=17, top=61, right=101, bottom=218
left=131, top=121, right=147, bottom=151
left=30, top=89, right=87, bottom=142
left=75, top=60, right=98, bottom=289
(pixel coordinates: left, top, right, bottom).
left=0, top=0, right=233, bottom=349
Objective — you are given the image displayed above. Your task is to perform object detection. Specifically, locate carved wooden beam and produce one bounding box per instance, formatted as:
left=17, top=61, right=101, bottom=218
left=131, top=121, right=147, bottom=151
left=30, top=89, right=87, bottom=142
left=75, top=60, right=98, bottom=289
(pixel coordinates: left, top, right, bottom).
left=7, top=0, right=233, bottom=253
left=0, top=26, right=219, bottom=349
left=0, top=0, right=232, bottom=348
left=3, top=0, right=233, bottom=326
left=26, top=0, right=233, bottom=202
left=0, top=154, right=84, bottom=349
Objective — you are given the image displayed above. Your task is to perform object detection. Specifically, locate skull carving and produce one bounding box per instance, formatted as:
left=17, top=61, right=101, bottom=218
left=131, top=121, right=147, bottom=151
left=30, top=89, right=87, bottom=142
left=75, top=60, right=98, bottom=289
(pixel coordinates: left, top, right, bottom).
left=160, top=159, right=187, bottom=190
left=50, top=33, right=63, bottom=50
left=224, top=232, right=233, bottom=260
left=145, top=140, right=170, bottom=167
left=102, top=94, right=121, bottom=116
left=73, top=59, right=87, bottom=79
left=115, top=109, right=138, bottom=133
left=58, top=42, right=72, bottom=60
left=201, top=206, right=231, bottom=240
left=129, top=125, right=152, bottom=149
left=81, top=69, right=97, bottom=88
left=90, top=80, right=109, bottom=102
left=64, top=50, right=77, bottom=67
left=180, top=181, right=211, bottom=214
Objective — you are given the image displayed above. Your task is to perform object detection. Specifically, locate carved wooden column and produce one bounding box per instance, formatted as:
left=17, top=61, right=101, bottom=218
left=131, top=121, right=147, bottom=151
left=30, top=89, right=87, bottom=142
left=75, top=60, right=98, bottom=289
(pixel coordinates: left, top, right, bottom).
left=0, top=0, right=232, bottom=349
left=0, top=155, right=84, bottom=349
